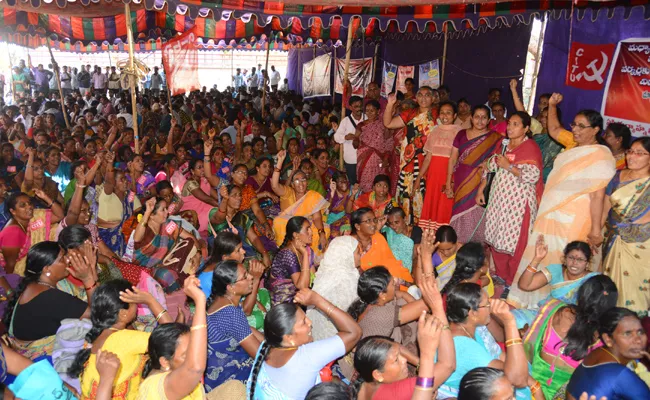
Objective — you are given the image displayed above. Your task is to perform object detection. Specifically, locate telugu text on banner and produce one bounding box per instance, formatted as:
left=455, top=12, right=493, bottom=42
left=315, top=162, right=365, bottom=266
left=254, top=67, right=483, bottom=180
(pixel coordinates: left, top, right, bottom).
left=162, top=27, right=200, bottom=96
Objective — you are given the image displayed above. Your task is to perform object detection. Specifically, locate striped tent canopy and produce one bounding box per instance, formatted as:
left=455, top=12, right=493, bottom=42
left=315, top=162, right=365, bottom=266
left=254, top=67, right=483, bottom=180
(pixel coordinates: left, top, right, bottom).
left=1, top=1, right=647, bottom=50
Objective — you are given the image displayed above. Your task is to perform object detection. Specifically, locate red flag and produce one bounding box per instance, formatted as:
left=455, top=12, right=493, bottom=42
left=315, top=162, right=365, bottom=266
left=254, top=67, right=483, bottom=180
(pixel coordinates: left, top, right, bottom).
left=565, top=42, right=615, bottom=90
left=162, top=26, right=201, bottom=96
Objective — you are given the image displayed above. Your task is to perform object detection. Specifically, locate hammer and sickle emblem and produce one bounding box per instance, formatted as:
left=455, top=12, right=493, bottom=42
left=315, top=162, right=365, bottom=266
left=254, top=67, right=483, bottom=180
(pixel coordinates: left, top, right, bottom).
left=580, top=51, right=609, bottom=84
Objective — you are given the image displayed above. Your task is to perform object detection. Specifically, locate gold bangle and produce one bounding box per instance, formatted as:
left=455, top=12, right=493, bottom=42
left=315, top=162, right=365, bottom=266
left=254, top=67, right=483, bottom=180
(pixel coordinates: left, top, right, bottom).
left=155, top=309, right=168, bottom=322
left=190, top=324, right=207, bottom=331
left=414, top=387, right=434, bottom=391
left=442, top=325, right=450, bottom=331
left=506, top=338, right=523, bottom=347
left=530, top=381, right=541, bottom=393
left=325, top=305, right=335, bottom=317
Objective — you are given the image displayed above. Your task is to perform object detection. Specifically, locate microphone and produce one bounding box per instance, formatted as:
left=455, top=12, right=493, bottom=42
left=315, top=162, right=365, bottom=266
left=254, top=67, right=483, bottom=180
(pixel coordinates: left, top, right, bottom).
left=501, top=138, right=510, bottom=155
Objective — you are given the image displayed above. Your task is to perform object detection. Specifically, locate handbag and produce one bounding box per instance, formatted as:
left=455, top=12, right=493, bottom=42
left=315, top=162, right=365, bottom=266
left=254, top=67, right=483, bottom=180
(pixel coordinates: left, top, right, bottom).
left=481, top=169, right=496, bottom=208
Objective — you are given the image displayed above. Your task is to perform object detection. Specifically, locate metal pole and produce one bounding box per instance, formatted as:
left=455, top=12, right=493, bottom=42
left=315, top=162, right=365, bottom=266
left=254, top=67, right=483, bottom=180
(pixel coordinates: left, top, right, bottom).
left=441, top=23, right=449, bottom=85
left=262, top=32, right=272, bottom=111
left=340, top=16, right=355, bottom=171
left=124, top=3, right=140, bottom=153
left=46, top=40, right=70, bottom=129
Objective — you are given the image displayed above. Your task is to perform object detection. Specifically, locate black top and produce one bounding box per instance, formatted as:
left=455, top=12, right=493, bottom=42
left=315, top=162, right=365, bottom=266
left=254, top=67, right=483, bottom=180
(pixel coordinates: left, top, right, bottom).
left=12, top=288, right=87, bottom=341
left=410, top=226, right=423, bottom=245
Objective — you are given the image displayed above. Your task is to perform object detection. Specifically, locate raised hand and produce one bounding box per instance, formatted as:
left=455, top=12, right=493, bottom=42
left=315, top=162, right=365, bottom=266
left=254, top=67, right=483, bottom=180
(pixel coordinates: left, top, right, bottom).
left=490, top=298, right=515, bottom=324
left=145, top=197, right=156, bottom=214
left=276, top=149, right=287, bottom=164
left=387, top=92, right=397, bottom=106
left=549, top=93, right=563, bottom=106
left=419, top=229, right=439, bottom=257
left=96, top=350, right=121, bottom=382
left=183, top=275, right=205, bottom=303
left=509, top=78, right=518, bottom=91
left=204, top=139, right=214, bottom=155
left=249, top=260, right=265, bottom=280
left=219, top=185, right=229, bottom=200
left=533, top=235, right=548, bottom=262
left=417, top=312, right=443, bottom=356
left=119, top=286, right=153, bottom=305
left=293, top=288, right=320, bottom=307
left=350, top=183, right=360, bottom=197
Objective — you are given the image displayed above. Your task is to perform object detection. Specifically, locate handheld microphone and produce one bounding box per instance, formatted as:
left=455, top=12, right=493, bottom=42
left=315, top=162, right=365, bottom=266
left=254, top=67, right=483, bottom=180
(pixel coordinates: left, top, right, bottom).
left=501, top=138, right=510, bottom=155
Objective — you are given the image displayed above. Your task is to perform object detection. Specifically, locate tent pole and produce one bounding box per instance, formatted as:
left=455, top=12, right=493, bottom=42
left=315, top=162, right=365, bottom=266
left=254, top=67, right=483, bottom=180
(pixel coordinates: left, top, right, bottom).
left=332, top=48, right=336, bottom=103
left=528, top=16, right=547, bottom=113
left=124, top=2, right=140, bottom=154
left=230, top=50, right=234, bottom=89
left=262, top=32, right=272, bottom=112
left=340, top=16, right=355, bottom=171
left=372, top=41, right=379, bottom=81
left=441, top=23, right=448, bottom=85
left=46, top=39, right=70, bottom=129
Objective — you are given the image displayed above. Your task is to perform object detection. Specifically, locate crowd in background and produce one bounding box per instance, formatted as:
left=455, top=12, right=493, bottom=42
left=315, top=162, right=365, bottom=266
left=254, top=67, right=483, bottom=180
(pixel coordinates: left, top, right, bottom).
left=0, top=57, right=647, bottom=400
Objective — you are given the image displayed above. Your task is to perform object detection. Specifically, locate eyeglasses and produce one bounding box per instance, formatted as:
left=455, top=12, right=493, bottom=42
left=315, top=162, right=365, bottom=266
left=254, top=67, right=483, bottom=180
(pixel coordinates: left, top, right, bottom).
left=569, top=122, right=593, bottom=130
left=626, top=150, right=650, bottom=156
left=566, top=256, right=588, bottom=264
left=360, top=218, right=378, bottom=225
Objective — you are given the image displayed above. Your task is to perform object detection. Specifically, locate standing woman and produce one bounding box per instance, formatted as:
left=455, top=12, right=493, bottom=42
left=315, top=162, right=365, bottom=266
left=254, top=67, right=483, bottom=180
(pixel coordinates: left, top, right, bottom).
left=603, top=137, right=650, bottom=316
left=418, top=101, right=462, bottom=230
left=477, top=112, right=543, bottom=290
left=446, top=105, right=502, bottom=244
left=602, top=123, right=632, bottom=171
left=383, top=87, right=439, bottom=225
left=356, top=100, right=392, bottom=194
left=507, top=94, right=616, bottom=310
left=271, top=150, right=330, bottom=255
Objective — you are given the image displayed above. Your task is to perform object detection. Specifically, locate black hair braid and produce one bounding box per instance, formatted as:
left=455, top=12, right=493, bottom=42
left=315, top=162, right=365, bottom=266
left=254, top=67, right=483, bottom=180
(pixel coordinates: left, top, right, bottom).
left=2, top=274, right=38, bottom=329
left=142, top=358, right=154, bottom=379
left=347, top=299, right=369, bottom=321
left=67, top=313, right=118, bottom=378
left=350, top=375, right=366, bottom=398
left=206, top=292, right=217, bottom=310
left=248, top=341, right=271, bottom=400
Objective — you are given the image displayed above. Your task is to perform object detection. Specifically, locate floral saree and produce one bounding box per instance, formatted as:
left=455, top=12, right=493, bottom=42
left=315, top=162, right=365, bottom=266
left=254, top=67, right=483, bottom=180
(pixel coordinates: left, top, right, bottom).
left=273, top=189, right=330, bottom=257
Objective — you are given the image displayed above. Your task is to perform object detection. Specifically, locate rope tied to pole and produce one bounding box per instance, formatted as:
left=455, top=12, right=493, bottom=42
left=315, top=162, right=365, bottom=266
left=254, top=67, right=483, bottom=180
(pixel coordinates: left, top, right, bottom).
left=115, top=58, right=150, bottom=87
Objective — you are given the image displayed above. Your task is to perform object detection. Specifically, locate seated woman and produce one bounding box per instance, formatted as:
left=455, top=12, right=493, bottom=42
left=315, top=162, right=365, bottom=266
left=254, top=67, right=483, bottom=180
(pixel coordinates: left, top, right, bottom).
left=353, top=175, right=397, bottom=218
left=311, top=149, right=338, bottom=191
left=267, top=217, right=315, bottom=306
left=351, top=208, right=413, bottom=286
left=439, top=283, right=534, bottom=399
left=3, top=241, right=96, bottom=360
left=247, top=289, right=362, bottom=399
left=279, top=137, right=301, bottom=180
left=342, top=263, right=454, bottom=381
left=566, top=307, right=650, bottom=400
left=197, top=231, right=270, bottom=331
left=205, top=260, right=262, bottom=392
left=138, top=277, right=212, bottom=400
left=383, top=206, right=423, bottom=273
left=68, top=279, right=172, bottom=399
left=440, top=242, right=494, bottom=299
left=245, top=157, right=281, bottom=221
left=512, top=238, right=599, bottom=329
left=272, top=150, right=330, bottom=256
left=98, top=162, right=142, bottom=257
left=326, top=172, right=352, bottom=238
left=133, top=198, right=202, bottom=293
left=523, top=275, right=618, bottom=399
left=458, top=367, right=516, bottom=400
left=178, top=158, right=219, bottom=238
left=155, top=180, right=199, bottom=236
left=352, top=304, right=453, bottom=399
left=21, top=148, right=64, bottom=208
left=0, top=191, right=64, bottom=301
left=207, top=185, right=272, bottom=268
left=307, top=235, right=361, bottom=341
left=125, top=153, right=157, bottom=199
left=430, top=226, right=462, bottom=288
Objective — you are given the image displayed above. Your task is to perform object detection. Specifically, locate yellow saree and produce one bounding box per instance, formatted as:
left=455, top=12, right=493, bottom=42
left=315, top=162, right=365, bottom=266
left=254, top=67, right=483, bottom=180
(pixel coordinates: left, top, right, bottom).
left=273, top=189, right=330, bottom=256
left=508, top=145, right=615, bottom=309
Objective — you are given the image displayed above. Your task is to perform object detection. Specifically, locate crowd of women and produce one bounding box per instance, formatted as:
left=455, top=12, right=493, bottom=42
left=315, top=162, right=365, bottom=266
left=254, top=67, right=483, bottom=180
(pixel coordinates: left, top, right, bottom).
left=0, top=74, right=648, bottom=400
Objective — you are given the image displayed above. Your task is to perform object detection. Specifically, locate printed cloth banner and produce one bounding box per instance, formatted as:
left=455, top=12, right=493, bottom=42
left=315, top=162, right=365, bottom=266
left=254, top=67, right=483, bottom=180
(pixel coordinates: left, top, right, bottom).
left=334, top=57, right=374, bottom=95
left=302, top=53, right=332, bottom=99
left=602, top=39, right=650, bottom=137
left=396, top=65, right=415, bottom=94
left=419, top=60, right=440, bottom=89
left=565, top=42, right=615, bottom=90
left=381, top=61, right=398, bottom=97
left=162, top=26, right=200, bottom=96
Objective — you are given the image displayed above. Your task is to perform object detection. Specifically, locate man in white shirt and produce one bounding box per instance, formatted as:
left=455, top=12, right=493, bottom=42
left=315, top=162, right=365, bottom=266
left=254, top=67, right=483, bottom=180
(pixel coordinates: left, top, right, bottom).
left=270, top=66, right=281, bottom=92
left=334, top=96, right=365, bottom=185
left=150, top=67, right=163, bottom=96
left=60, top=66, right=72, bottom=96
left=108, top=66, right=120, bottom=97
left=247, top=67, right=259, bottom=90
left=279, top=78, right=289, bottom=93
left=93, top=67, right=107, bottom=96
